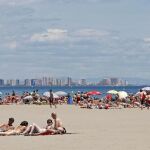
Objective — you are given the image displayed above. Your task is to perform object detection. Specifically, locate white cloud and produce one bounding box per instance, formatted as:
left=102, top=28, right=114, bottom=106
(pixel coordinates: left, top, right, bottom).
left=30, top=28, right=111, bottom=43
left=43, top=0, right=121, bottom=4
left=74, top=29, right=110, bottom=38
left=30, top=29, right=68, bottom=42
left=5, top=41, right=18, bottom=49
left=0, top=0, right=38, bottom=6
left=144, top=37, right=150, bottom=43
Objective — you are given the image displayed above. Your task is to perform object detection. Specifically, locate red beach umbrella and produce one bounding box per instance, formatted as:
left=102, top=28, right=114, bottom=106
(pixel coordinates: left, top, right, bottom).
left=87, top=91, right=101, bottom=96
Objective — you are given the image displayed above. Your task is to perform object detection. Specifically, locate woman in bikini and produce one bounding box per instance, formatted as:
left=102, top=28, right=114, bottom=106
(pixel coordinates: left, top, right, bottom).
left=22, top=119, right=56, bottom=136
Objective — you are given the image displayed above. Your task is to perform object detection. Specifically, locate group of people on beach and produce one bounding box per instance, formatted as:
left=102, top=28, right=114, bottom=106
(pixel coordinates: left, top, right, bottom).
left=1, top=88, right=150, bottom=110
left=0, top=112, right=66, bottom=136
left=74, top=89, right=150, bottom=110
left=0, top=90, right=63, bottom=107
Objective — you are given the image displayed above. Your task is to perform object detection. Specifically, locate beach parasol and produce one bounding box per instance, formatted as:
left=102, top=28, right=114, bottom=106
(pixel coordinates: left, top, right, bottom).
left=53, top=93, right=59, bottom=99
left=142, top=87, right=150, bottom=91
left=135, top=91, right=146, bottom=96
left=55, top=91, right=68, bottom=97
left=107, top=90, right=118, bottom=95
left=43, top=92, right=59, bottom=99
left=118, top=91, right=128, bottom=99
left=23, top=95, right=33, bottom=100
left=87, top=91, right=101, bottom=96
left=43, top=92, right=50, bottom=97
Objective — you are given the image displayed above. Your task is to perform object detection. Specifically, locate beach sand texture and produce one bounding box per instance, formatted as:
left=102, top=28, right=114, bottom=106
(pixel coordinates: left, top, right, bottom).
left=0, top=105, right=150, bottom=150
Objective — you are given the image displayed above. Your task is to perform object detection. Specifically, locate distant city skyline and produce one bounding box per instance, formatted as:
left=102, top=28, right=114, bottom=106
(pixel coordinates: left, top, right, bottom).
left=0, top=0, right=150, bottom=79
left=0, top=76, right=128, bottom=86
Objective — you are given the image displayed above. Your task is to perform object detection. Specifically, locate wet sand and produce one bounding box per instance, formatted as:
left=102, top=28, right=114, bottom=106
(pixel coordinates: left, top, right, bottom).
left=0, top=105, right=150, bottom=150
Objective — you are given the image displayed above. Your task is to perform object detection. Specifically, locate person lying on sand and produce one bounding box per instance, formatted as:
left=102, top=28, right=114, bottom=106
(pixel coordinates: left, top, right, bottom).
left=0, top=121, right=28, bottom=136
left=0, top=118, right=15, bottom=132
left=22, top=119, right=56, bottom=136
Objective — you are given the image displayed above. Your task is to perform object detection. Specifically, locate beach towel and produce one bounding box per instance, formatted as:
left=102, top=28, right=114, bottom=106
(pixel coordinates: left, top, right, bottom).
left=39, top=131, right=54, bottom=136
left=38, top=128, right=66, bottom=136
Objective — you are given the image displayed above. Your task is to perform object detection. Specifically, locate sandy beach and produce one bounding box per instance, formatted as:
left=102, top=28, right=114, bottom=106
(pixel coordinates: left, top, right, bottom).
left=0, top=105, right=150, bottom=150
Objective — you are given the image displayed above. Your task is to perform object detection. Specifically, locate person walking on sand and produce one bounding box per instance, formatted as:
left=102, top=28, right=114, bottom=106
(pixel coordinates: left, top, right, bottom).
left=49, top=90, right=56, bottom=108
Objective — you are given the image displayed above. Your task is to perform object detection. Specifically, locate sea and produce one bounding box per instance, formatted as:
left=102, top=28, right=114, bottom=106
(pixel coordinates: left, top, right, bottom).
left=0, top=86, right=146, bottom=98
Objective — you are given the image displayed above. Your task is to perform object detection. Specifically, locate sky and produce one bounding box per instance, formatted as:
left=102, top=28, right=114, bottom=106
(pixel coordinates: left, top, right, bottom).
left=0, top=0, right=150, bottom=80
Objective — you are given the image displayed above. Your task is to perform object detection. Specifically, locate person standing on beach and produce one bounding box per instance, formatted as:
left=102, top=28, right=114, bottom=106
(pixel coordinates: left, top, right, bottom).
left=139, top=89, right=146, bottom=110
left=48, top=90, right=53, bottom=108
left=49, top=90, right=56, bottom=108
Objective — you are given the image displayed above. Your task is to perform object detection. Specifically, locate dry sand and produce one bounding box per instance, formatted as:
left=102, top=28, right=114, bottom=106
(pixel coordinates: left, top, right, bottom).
left=0, top=105, right=150, bottom=150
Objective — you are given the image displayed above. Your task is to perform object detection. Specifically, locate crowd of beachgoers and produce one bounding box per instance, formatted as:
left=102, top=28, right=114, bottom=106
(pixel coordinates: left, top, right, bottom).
left=0, top=87, right=150, bottom=110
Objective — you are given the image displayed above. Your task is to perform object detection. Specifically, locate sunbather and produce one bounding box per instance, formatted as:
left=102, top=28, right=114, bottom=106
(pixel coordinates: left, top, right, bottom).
left=22, top=119, right=56, bottom=136
left=0, top=121, right=28, bottom=136
left=51, top=112, right=66, bottom=134
left=0, top=118, right=15, bottom=132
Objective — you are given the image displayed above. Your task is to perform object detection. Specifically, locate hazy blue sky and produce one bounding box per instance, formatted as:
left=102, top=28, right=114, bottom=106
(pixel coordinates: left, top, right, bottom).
left=0, top=0, right=150, bottom=79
